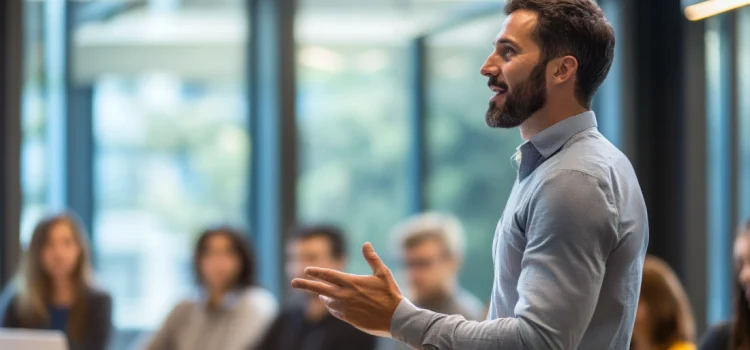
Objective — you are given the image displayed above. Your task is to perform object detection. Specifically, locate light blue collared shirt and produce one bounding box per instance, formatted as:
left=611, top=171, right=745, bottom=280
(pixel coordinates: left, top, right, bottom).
left=391, top=111, right=649, bottom=349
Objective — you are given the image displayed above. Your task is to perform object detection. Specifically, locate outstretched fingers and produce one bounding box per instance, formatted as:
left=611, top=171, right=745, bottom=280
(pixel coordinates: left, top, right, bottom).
left=290, top=278, right=338, bottom=298
left=362, top=242, right=389, bottom=277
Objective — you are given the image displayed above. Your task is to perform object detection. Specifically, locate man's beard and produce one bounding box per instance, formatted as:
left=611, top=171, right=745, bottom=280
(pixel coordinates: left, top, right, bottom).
left=485, top=61, right=548, bottom=128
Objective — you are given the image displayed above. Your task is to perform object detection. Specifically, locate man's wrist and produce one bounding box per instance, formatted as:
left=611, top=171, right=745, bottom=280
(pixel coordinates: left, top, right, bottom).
left=390, top=298, right=433, bottom=347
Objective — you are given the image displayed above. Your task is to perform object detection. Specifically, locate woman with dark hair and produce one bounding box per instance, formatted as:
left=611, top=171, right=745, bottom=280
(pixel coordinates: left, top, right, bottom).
left=138, top=226, right=277, bottom=350
left=0, top=212, right=113, bottom=350
left=699, top=220, right=750, bottom=350
left=632, top=255, right=696, bottom=350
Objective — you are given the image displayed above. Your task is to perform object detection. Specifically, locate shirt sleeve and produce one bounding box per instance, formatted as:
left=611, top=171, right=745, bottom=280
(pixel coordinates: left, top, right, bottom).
left=391, top=170, right=618, bottom=350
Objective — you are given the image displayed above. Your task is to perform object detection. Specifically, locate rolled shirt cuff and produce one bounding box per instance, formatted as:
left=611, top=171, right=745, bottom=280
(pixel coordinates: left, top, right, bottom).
left=390, top=298, right=435, bottom=348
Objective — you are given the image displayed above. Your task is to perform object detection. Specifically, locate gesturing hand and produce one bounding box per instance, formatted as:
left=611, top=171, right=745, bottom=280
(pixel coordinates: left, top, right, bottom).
left=290, top=242, right=403, bottom=337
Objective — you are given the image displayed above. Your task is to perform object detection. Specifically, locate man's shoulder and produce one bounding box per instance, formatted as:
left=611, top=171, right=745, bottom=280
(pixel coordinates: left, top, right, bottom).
left=559, top=131, right=632, bottom=177
left=541, top=131, right=638, bottom=199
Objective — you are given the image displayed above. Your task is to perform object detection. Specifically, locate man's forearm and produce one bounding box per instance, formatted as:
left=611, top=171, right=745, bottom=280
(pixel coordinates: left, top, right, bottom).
left=391, top=299, right=537, bottom=350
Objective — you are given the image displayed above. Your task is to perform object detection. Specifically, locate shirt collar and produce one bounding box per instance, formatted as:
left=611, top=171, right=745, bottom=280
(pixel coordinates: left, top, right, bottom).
left=528, top=110, right=598, bottom=158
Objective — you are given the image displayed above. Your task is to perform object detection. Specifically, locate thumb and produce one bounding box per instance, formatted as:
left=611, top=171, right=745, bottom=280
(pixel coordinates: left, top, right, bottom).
left=362, top=242, right=388, bottom=277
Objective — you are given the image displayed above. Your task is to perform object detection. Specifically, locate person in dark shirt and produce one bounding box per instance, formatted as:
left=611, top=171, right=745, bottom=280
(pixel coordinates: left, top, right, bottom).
left=0, top=212, right=112, bottom=350
left=699, top=220, right=750, bottom=350
left=256, top=225, right=376, bottom=350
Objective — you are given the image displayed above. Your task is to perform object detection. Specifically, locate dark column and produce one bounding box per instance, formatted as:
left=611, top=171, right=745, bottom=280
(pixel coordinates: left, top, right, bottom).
left=682, top=15, right=709, bottom=334
left=67, top=86, right=96, bottom=242
left=0, top=0, right=23, bottom=286
left=628, top=0, right=687, bottom=276
left=408, top=37, right=427, bottom=214
left=248, top=0, right=297, bottom=297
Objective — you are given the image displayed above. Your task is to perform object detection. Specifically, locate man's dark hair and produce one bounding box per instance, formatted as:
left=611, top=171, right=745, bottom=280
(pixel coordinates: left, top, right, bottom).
left=504, top=0, right=615, bottom=107
left=193, top=226, right=256, bottom=288
left=290, top=224, right=347, bottom=259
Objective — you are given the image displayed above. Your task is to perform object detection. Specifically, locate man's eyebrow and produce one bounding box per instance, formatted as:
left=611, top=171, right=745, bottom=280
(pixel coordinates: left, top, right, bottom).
left=496, top=38, right=520, bottom=47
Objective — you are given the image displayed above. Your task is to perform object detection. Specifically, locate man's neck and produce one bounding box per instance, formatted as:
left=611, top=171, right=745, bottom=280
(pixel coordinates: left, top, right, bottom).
left=519, top=104, right=588, bottom=140
left=304, top=296, right=330, bottom=322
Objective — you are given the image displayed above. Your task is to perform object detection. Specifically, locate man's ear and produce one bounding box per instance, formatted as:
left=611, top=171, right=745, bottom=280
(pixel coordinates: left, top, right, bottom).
left=552, top=55, right=579, bottom=84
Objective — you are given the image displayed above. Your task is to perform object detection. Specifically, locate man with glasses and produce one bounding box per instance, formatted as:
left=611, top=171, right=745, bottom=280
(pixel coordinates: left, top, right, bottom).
left=379, top=213, right=484, bottom=350
left=394, top=213, right=483, bottom=322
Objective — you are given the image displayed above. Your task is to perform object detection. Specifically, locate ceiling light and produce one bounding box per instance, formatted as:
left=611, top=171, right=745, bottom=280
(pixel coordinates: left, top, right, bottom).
left=684, top=0, right=750, bottom=21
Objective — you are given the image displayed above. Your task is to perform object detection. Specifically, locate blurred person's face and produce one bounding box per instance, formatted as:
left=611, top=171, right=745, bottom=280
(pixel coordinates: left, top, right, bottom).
left=286, top=236, right=344, bottom=283
left=41, top=222, right=82, bottom=281
left=200, top=234, right=241, bottom=292
left=480, top=10, right=548, bottom=129
left=403, top=237, right=458, bottom=303
left=734, top=234, right=750, bottom=302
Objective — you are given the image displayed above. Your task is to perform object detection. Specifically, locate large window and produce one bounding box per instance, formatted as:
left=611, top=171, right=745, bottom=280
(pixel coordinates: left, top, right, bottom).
left=705, top=14, right=733, bottom=324
left=92, top=76, right=248, bottom=329
left=20, top=0, right=51, bottom=245
left=74, top=2, right=250, bottom=332
left=425, top=13, right=520, bottom=299
left=295, top=2, right=410, bottom=274
left=739, top=7, right=750, bottom=222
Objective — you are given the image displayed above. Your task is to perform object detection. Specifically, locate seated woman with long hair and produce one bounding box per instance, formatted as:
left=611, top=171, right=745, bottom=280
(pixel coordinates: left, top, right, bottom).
left=0, top=212, right=113, bottom=350
left=632, top=255, right=696, bottom=350
left=699, top=220, right=750, bottom=350
left=138, top=226, right=277, bottom=350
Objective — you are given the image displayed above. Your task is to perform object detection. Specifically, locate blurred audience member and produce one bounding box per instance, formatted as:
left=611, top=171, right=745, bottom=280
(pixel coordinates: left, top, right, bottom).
left=378, top=213, right=484, bottom=350
left=632, top=255, right=695, bottom=350
left=139, top=227, right=277, bottom=350
left=699, top=220, right=750, bottom=350
left=256, top=224, right=376, bottom=350
left=394, top=212, right=484, bottom=320
left=0, top=212, right=112, bottom=350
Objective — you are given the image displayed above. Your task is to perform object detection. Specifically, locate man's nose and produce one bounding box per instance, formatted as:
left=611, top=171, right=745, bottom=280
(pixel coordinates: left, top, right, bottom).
left=480, top=53, right=502, bottom=77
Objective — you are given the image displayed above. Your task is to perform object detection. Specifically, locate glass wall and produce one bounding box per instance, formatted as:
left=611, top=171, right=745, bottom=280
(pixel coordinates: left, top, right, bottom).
left=295, top=1, right=410, bottom=274
left=20, top=0, right=51, bottom=245
left=74, top=0, right=250, bottom=332
left=705, top=14, right=733, bottom=324
left=739, top=8, right=750, bottom=222
left=594, top=0, right=624, bottom=147
left=425, top=12, right=520, bottom=299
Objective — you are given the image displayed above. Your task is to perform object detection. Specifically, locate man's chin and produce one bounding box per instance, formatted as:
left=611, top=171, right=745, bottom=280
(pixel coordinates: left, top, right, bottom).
left=485, top=111, right=522, bottom=129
